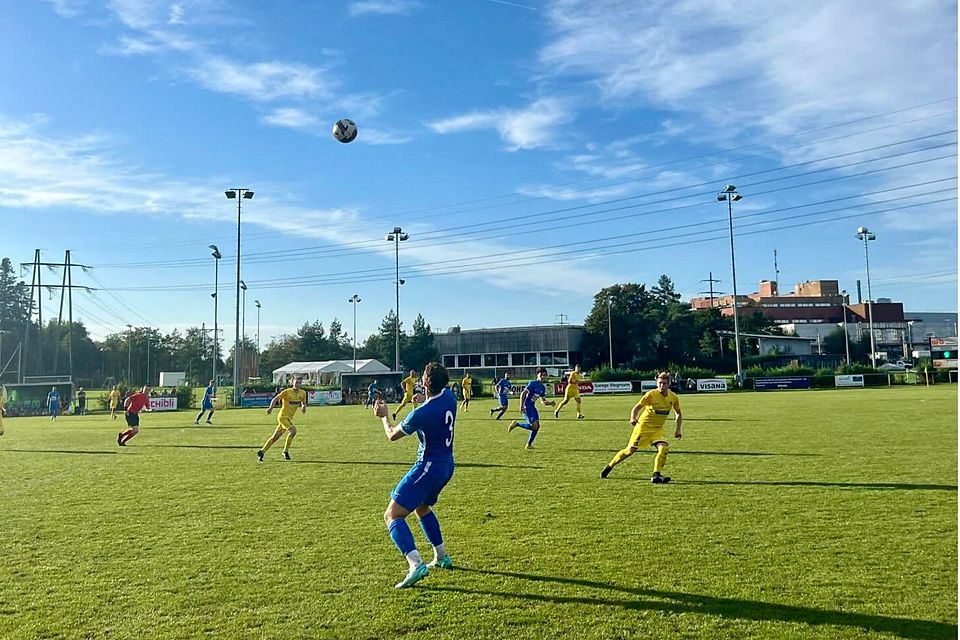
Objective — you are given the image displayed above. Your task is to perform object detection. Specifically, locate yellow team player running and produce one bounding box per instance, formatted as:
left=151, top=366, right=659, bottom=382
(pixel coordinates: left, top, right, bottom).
left=554, top=364, right=585, bottom=420
left=600, top=371, right=682, bottom=484
left=392, top=370, right=418, bottom=421
left=459, top=373, right=472, bottom=412
left=257, top=378, right=307, bottom=462
left=108, top=385, right=121, bottom=420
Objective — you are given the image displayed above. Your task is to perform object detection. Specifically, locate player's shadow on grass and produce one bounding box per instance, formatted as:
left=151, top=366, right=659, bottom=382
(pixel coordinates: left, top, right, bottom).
left=559, top=449, right=819, bottom=457
left=432, top=568, right=955, bottom=640
left=139, top=444, right=253, bottom=450
left=685, top=479, right=957, bottom=491
left=147, top=425, right=244, bottom=430
left=295, top=460, right=543, bottom=470
left=0, top=449, right=118, bottom=455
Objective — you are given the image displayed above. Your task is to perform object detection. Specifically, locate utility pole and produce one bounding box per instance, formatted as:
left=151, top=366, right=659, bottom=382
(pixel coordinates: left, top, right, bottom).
left=774, top=248, right=780, bottom=286
left=698, top=272, right=724, bottom=308
left=22, top=250, right=94, bottom=380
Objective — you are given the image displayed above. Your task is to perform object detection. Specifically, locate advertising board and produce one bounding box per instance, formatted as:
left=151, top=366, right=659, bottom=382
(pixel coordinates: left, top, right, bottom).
left=149, top=396, right=178, bottom=411
left=834, top=374, right=864, bottom=388
left=696, top=379, right=728, bottom=392
left=753, top=376, right=811, bottom=391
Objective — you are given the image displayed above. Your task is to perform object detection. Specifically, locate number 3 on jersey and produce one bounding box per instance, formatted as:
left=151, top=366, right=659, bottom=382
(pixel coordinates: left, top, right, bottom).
left=444, top=410, right=455, bottom=447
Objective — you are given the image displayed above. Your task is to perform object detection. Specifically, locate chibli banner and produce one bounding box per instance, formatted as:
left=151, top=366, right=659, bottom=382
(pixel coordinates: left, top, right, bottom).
left=149, top=396, right=178, bottom=411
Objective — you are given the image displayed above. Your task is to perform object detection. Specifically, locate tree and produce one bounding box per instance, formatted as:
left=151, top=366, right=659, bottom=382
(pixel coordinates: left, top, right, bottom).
left=404, top=314, right=440, bottom=372
left=362, top=310, right=405, bottom=369
left=0, top=258, right=31, bottom=330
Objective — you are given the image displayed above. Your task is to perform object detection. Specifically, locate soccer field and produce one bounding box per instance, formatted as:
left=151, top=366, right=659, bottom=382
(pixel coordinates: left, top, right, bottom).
left=2, top=387, right=957, bottom=640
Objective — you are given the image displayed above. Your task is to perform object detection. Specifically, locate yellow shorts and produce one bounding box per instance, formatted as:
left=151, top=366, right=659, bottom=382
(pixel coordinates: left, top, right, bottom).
left=628, top=424, right=668, bottom=450
left=463, top=389, right=472, bottom=399
left=110, top=403, right=118, bottom=410
left=276, top=415, right=295, bottom=432
left=564, top=386, right=580, bottom=400
left=401, top=393, right=413, bottom=403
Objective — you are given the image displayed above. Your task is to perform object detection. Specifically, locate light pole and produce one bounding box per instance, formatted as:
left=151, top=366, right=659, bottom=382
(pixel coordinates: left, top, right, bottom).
left=240, top=279, right=248, bottom=382
left=717, top=185, right=744, bottom=383
left=210, top=244, right=221, bottom=385
left=126, top=324, right=133, bottom=383
left=841, top=290, right=851, bottom=366
left=349, top=294, right=361, bottom=371
left=254, top=300, right=261, bottom=354
left=384, top=227, right=409, bottom=371
left=856, top=226, right=877, bottom=368
left=606, top=297, right=613, bottom=369
left=225, top=188, right=254, bottom=405
left=99, top=347, right=105, bottom=386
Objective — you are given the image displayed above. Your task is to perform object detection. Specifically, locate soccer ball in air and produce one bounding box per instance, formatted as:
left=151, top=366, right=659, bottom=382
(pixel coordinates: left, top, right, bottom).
left=332, top=118, right=358, bottom=144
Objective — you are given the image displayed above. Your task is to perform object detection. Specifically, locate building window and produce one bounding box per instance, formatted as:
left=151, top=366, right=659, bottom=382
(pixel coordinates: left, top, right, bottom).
left=443, top=355, right=456, bottom=368
left=483, top=354, right=509, bottom=367
left=457, top=354, right=481, bottom=367
left=540, top=352, right=568, bottom=366
left=510, top=352, right=537, bottom=366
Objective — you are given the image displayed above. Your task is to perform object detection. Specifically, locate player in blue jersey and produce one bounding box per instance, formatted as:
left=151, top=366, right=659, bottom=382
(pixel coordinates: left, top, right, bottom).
left=374, top=362, right=456, bottom=589
left=489, top=373, right=513, bottom=420
left=508, top=367, right=556, bottom=449
left=364, top=379, right=379, bottom=409
left=194, top=379, right=216, bottom=425
left=47, top=387, right=61, bottom=421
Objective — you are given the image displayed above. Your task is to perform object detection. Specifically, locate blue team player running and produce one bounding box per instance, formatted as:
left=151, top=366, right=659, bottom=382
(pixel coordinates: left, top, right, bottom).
left=364, top=379, right=379, bottom=409
left=489, top=373, right=513, bottom=420
left=194, top=379, right=216, bottom=425
left=47, top=386, right=61, bottom=421
left=374, top=362, right=456, bottom=589
left=508, top=367, right=555, bottom=449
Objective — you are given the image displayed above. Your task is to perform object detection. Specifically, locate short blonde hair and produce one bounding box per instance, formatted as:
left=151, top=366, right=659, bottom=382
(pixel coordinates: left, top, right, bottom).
left=656, top=371, right=670, bottom=381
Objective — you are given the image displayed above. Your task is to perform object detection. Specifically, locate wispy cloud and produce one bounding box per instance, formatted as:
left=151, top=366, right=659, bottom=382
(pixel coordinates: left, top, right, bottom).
left=347, top=0, right=422, bottom=17
left=190, top=56, right=334, bottom=102
left=262, top=107, right=320, bottom=130
left=43, top=0, right=87, bottom=18
left=428, top=97, right=574, bottom=150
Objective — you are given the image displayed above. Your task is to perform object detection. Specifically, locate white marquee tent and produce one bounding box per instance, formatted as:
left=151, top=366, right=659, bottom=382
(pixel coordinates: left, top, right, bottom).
left=272, top=359, right=391, bottom=385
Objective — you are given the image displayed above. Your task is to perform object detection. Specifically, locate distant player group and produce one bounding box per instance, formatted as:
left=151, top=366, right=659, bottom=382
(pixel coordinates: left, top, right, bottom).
left=12, top=361, right=681, bottom=590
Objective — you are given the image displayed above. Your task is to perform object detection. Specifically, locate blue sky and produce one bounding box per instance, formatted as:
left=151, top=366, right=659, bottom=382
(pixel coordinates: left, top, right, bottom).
left=2, top=0, right=957, bottom=349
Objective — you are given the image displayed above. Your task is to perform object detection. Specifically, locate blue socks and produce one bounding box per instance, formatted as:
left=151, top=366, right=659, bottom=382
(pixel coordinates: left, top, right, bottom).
left=418, top=511, right=443, bottom=547
left=527, top=428, right=538, bottom=446
left=515, top=420, right=532, bottom=430
left=388, top=519, right=417, bottom=555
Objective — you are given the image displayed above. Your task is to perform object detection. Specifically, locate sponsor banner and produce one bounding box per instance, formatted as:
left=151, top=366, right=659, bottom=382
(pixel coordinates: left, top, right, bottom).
left=308, top=390, right=343, bottom=405
left=593, top=381, right=633, bottom=394
left=696, top=378, right=728, bottom=392
left=754, top=376, right=811, bottom=391
left=835, top=374, right=864, bottom=388
left=933, top=359, right=958, bottom=369
left=241, top=392, right=273, bottom=408
left=639, top=380, right=657, bottom=392
left=149, top=396, right=178, bottom=411
left=553, top=381, right=594, bottom=395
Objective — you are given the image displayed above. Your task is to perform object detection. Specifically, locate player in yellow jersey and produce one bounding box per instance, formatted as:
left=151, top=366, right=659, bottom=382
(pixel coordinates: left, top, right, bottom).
left=108, top=385, right=121, bottom=420
left=459, top=373, right=472, bottom=411
left=258, top=378, right=307, bottom=461
left=392, top=370, right=418, bottom=421
left=601, top=372, right=682, bottom=484
left=553, top=364, right=585, bottom=420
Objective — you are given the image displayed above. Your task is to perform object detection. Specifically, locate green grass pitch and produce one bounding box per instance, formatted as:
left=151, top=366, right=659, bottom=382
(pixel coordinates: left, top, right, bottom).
left=2, top=386, right=956, bottom=639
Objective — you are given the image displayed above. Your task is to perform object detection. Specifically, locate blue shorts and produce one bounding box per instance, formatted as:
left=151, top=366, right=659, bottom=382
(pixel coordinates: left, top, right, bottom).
left=524, top=405, right=540, bottom=424
left=201, top=400, right=214, bottom=411
left=49, top=403, right=59, bottom=415
left=498, top=394, right=509, bottom=408
left=391, top=459, right=454, bottom=511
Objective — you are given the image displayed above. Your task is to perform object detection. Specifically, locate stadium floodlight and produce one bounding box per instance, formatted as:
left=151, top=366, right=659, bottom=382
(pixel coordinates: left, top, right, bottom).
left=840, top=290, right=851, bottom=365
left=226, top=188, right=253, bottom=405
left=126, top=324, right=133, bottom=383
left=210, top=245, right=222, bottom=385
left=855, top=226, right=878, bottom=367
left=349, top=294, right=362, bottom=372
left=254, top=300, right=261, bottom=355
left=385, top=227, right=409, bottom=372
left=607, top=297, right=614, bottom=369
left=717, top=185, right=745, bottom=384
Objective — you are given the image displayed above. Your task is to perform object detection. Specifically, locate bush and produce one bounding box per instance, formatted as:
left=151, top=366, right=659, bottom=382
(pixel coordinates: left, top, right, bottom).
left=174, top=385, right=195, bottom=410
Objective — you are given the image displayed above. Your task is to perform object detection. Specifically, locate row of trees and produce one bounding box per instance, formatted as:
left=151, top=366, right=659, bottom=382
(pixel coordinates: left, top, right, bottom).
left=0, top=255, right=867, bottom=387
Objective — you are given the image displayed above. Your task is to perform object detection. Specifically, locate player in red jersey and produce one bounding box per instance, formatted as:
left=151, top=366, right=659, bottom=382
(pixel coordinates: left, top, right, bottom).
left=118, top=386, right=152, bottom=446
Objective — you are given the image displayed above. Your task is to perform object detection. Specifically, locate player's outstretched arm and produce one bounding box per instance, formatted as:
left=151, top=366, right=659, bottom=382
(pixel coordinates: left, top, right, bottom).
left=266, top=395, right=279, bottom=414
left=674, top=410, right=683, bottom=439
left=375, top=399, right=406, bottom=441
left=629, top=400, right=643, bottom=425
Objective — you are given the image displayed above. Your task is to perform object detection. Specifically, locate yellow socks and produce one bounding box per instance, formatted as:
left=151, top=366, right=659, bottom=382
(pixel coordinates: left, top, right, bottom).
left=654, top=444, right=669, bottom=473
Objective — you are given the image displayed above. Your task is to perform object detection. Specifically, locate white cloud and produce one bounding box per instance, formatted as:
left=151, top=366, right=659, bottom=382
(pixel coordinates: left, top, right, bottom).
left=428, top=97, right=574, bottom=150
left=262, top=107, right=320, bottom=130
left=348, top=0, right=422, bottom=17
left=44, top=0, right=87, bottom=18
left=359, top=128, right=413, bottom=145
left=190, top=56, right=334, bottom=102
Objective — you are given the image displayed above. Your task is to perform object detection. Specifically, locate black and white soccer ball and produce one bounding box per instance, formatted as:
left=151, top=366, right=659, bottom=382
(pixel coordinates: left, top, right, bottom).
left=332, top=118, right=358, bottom=144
